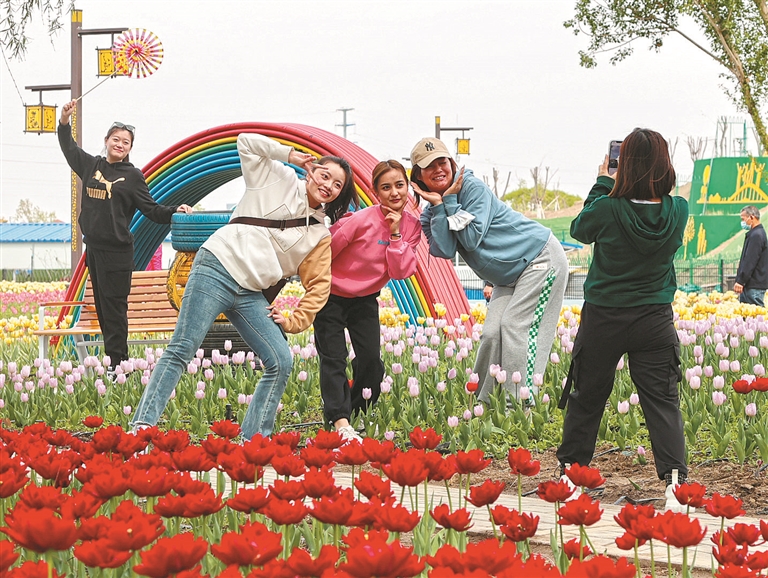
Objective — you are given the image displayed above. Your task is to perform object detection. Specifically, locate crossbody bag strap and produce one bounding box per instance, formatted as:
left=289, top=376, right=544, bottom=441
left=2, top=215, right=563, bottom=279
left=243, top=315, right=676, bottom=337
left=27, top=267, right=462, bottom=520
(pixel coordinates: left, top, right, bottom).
left=229, top=216, right=321, bottom=229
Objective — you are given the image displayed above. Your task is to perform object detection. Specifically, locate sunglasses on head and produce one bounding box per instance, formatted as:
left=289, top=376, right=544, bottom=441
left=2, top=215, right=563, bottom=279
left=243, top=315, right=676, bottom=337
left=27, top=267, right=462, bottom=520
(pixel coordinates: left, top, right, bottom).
left=110, top=122, right=135, bottom=135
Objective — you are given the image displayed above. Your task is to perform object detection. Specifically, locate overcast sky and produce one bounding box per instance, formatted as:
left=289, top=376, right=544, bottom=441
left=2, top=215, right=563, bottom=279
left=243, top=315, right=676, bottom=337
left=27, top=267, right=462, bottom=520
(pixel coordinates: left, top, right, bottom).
left=0, top=0, right=758, bottom=222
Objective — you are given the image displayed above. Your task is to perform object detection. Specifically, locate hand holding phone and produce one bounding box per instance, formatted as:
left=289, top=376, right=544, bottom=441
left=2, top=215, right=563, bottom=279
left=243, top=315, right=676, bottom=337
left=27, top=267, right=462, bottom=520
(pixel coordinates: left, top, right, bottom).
left=608, top=140, right=622, bottom=176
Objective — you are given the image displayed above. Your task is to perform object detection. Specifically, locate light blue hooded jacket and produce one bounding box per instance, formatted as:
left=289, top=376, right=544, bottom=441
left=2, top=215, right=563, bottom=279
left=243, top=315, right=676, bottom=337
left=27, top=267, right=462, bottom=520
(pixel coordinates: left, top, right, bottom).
left=420, top=169, right=551, bottom=286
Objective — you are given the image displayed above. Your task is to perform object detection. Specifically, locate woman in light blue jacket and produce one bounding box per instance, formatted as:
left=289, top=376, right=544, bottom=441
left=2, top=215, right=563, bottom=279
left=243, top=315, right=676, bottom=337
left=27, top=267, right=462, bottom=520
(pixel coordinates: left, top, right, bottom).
left=411, top=137, right=568, bottom=404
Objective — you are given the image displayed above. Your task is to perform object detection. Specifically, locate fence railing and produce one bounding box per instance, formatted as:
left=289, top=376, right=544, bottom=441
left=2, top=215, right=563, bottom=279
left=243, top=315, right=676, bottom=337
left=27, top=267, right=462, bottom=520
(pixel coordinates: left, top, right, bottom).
left=454, top=258, right=741, bottom=302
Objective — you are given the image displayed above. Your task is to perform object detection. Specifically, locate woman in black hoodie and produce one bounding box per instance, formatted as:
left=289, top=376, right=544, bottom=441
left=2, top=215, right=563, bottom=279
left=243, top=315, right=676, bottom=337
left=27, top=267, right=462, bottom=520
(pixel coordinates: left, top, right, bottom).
left=58, top=100, right=191, bottom=372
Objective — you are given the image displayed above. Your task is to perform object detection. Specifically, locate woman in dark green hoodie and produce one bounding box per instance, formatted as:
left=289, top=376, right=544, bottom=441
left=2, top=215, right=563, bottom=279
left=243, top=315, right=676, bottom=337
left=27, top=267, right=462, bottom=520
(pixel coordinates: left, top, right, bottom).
left=556, top=128, right=689, bottom=511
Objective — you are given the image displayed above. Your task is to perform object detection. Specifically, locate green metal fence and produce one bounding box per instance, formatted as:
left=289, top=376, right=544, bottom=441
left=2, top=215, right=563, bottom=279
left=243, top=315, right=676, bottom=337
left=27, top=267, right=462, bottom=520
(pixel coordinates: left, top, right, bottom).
left=565, top=257, right=740, bottom=299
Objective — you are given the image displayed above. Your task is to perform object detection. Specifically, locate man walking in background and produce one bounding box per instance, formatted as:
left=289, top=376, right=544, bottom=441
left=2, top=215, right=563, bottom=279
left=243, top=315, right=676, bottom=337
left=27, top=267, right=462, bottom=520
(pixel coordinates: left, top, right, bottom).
left=734, top=205, right=768, bottom=307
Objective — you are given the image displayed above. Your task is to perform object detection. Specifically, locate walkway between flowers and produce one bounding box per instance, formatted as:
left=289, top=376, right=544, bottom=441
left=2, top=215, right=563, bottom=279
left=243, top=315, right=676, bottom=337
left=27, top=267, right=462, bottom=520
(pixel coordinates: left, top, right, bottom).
left=208, top=465, right=767, bottom=570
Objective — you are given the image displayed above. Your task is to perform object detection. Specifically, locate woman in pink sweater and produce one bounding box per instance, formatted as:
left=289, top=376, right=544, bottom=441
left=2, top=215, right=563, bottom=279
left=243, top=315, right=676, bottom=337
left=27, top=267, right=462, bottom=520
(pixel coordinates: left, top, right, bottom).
left=314, top=160, right=421, bottom=442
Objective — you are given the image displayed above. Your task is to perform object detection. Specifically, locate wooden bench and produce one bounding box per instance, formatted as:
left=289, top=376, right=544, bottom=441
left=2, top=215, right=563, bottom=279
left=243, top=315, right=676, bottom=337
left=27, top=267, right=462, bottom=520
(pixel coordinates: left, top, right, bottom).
left=34, top=270, right=179, bottom=363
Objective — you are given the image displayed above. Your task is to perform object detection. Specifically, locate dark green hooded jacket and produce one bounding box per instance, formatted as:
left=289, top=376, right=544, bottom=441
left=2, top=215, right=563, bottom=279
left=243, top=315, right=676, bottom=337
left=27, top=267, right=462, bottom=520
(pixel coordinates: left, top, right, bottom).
left=571, top=176, right=688, bottom=307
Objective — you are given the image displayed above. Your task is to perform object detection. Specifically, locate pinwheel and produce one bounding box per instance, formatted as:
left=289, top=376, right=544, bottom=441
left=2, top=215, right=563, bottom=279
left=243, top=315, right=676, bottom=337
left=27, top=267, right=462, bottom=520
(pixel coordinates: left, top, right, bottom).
left=112, top=28, right=164, bottom=78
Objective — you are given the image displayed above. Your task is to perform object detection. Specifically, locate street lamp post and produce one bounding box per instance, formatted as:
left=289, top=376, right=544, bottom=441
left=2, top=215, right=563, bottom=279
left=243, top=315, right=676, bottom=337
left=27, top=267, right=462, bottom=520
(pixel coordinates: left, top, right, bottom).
left=24, top=8, right=126, bottom=273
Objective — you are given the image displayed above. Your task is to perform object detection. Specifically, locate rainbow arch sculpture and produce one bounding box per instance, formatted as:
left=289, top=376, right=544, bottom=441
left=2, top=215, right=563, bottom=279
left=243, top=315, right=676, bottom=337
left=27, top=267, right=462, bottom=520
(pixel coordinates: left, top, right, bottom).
left=59, top=123, right=470, bottom=332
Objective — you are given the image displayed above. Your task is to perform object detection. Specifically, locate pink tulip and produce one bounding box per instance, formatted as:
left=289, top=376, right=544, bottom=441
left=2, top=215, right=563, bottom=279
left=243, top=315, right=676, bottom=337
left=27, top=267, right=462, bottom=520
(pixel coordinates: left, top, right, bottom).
left=712, top=391, right=727, bottom=406
left=617, top=401, right=630, bottom=414
left=745, top=403, right=757, bottom=417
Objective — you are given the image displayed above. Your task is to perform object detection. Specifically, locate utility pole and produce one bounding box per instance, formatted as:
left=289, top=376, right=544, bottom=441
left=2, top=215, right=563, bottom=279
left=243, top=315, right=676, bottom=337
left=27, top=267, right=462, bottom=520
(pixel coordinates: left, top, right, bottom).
left=434, top=116, right=473, bottom=160
left=24, top=9, right=127, bottom=273
left=336, top=107, right=355, bottom=139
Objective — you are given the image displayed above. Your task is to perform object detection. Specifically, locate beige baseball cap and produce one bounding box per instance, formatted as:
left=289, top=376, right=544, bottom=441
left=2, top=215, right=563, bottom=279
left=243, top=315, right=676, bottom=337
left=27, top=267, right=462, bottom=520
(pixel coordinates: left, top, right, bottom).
left=410, top=137, right=452, bottom=169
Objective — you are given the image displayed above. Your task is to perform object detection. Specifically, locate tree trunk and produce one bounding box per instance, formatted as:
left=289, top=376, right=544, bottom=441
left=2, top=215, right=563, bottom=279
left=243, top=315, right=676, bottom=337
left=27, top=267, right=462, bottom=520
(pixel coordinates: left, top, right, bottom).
left=754, top=0, right=768, bottom=35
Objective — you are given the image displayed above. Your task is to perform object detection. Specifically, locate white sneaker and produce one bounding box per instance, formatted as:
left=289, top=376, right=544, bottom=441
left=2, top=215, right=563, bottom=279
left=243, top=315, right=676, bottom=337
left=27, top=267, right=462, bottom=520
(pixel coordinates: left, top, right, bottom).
left=664, top=469, right=690, bottom=513
left=337, top=425, right=363, bottom=444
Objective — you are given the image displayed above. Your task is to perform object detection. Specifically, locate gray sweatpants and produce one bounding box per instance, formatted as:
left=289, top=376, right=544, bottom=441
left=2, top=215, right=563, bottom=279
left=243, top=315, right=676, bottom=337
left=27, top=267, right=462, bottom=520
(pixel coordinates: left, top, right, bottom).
left=476, top=234, right=569, bottom=402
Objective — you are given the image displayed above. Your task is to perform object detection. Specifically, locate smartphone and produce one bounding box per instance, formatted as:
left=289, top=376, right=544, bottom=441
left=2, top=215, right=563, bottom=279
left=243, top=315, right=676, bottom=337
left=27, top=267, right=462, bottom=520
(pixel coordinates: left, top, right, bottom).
left=608, top=140, right=622, bottom=176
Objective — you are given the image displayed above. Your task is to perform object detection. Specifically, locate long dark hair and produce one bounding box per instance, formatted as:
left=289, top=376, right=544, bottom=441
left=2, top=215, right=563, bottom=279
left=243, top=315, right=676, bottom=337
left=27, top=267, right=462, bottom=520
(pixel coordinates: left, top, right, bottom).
left=610, top=128, right=676, bottom=200
left=316, top=156, right=358, bottom=224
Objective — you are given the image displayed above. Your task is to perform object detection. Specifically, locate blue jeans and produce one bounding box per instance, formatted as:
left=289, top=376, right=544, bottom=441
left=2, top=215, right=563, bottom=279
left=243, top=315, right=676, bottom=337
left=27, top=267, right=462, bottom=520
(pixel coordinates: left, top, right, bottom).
left=131, top=248, right=292, bottom=439
left=740, top=288, right=766, bottom=307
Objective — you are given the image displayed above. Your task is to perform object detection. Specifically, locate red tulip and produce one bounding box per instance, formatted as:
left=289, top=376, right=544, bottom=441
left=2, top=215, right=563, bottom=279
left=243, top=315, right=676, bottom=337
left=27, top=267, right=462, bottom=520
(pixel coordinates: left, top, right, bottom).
left=300, top=445, right=336, bottom=469
left=613, top=503, right=656, bottom=533
left=382, top=450, right=429, bottom=488
left=218, top=448, right=262, bottom=484
left=713, top=540, right=749, bottom=566
left=311, top=429, right=345, bottom=450
left=563, top=537, right=592, bottom=560
left=498, top=510, right=540, bottom=542
left=715, top=564, right=762, bottom=578
left=346, top=500, right=378, bottom=528
left=658, top=511, right=707, bottom=548
left=44, top=429, right=76, bottom=447
left=171, top=445, right=217, bottom=472
left=507, top=447, right=541, bottom=476
left=0, top=465, right=29, bottom=499
left=340, top=527, right=425, bottom=578
left=466, top=381, right=479, bottom=393
left=1, top=507, right=77, bottom=553
left=179, top=486, right=225, bottom=517
left=747, top=551, right=768, bottom=571
left=152, top=429, right=191, bottom=453
left=727, top=522, right=762, bottom=546
left=133, top=532, right=208, bottom=578
left=384, top=448, right=429, bottom=487
left=90, top=424, right=124, bottom=453
left=360, top=438, right=397, bottom=465
left=28, top=450, right=77, bottom=487
left=310, top=488, right=356, bottom=526
left=409, top=426, right=442, bottom=450
left=466, top=479, right=506, bottom=507
left=335, top=440, right=369, bottom=466
left=271, top=453, right=306, bottom=478
left=566, top=555, right=636, bottom=578
left=705, top=493, right=746, bottom=519
left=261, top=498, right=307, bottom=525
left=354, top=471, right=394, bottom=502
left=3, top=560, right=66, bottom=577
left=15, top=484, right=67, bottom=511
left=615, top=531, right=646, bottom=550
left=210, top=521, right=282, bottom=567
left=269, top=479, right=307, bottom=502
left=285, top=545, right=339, bottom=576
left=272, top=431, right=302, bottom=450
left=427, top=454, right=458, bottom=483
left=200, top=434, right=234, bottom=459
left=455, top=449, right=491, bottom=474
left=74, top=453, right=124, bottom=484
left=74, top=539, right=133, bottom=568
left=536, top=479, right=576, bottom=503
left=557, top=493, right=603, bottom=527
left=126, top=466, right=176, bottom=497
left=564, top=463, right=605, bottom=489
left=373, top=500, right=421, bottom=533
left=0, top=539, right=19, bottom=573
left=427, top=539, right=520, bottom=575
left=104, top=501, right=165, bottom=551
left=210, top=419, right=241, bottom=439
left=731, top=379, right=753, bottom=394
left=752, top=377, right=768, bottom=392
left=225, top=486, right=270, bottom=514
left=302, top=466, right=338, bottom=498
left=430, top=504, right=473, bottom=532
left=61, top=489, right=105, bottom=520
left=673, top=482, right=707, bottom=508
left=761, top=520, right=768, bottom=541
left=83, top=468, right=131, bottom=500
left=82, top=415, right=104, bottom=428
left=115, top=433, right=149, bottom=457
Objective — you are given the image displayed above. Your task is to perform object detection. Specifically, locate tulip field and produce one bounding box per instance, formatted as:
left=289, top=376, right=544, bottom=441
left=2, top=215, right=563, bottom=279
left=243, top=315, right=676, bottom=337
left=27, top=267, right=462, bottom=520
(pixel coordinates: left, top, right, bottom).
left=1, top=280, right=767, bottom=577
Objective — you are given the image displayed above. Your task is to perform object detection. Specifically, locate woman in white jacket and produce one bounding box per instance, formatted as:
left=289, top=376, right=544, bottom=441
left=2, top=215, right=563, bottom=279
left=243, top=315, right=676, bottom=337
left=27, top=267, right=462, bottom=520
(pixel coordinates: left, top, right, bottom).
left=132, top=133, right=357, bottom=439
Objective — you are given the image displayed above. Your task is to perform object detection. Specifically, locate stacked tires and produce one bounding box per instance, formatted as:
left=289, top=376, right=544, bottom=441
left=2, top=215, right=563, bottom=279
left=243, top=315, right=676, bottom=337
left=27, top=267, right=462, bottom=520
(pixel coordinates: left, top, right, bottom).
left=167, top=212, right=250, bottom=357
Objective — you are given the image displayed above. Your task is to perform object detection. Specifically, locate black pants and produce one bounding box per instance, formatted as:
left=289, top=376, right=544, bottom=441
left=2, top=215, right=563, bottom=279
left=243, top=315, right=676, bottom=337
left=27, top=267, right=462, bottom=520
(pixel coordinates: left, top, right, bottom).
left=85, top=247, right=133, bottom=366
left=556, top=302, right=687, bottom=480
left=314, top=293, right=384, bottom=426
